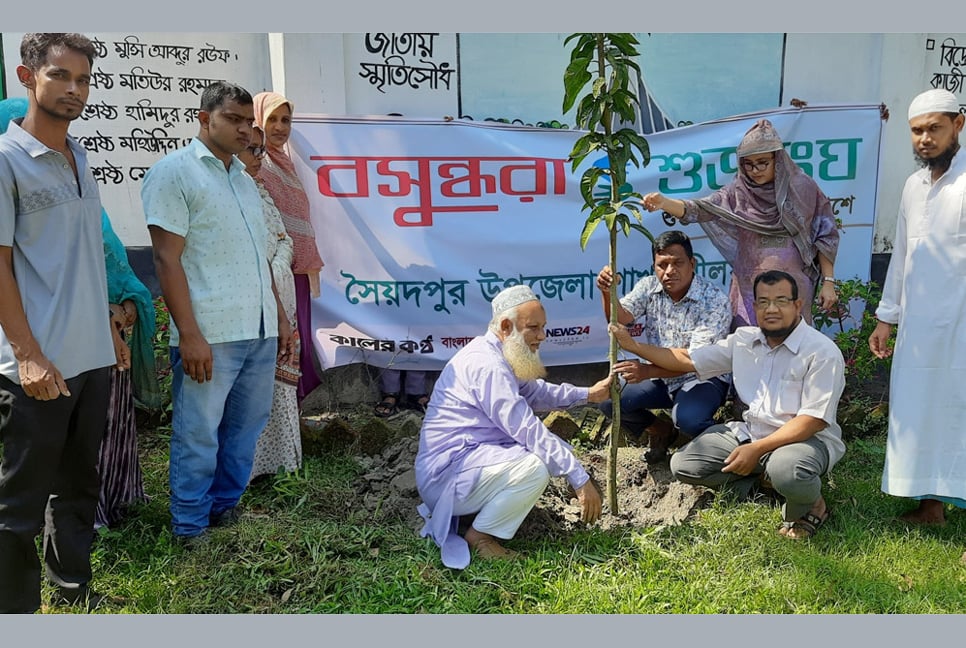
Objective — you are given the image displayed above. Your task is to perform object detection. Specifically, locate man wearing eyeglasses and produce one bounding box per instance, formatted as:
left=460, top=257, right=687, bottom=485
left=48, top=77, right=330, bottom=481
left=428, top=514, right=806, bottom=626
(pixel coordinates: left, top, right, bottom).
left=609, top=269, right=845, bottom=540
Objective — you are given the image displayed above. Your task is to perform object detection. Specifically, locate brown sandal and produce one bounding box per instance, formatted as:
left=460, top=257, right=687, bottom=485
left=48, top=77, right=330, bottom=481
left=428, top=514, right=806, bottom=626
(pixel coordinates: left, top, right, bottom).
left=779, top=508, right=831, bottom=539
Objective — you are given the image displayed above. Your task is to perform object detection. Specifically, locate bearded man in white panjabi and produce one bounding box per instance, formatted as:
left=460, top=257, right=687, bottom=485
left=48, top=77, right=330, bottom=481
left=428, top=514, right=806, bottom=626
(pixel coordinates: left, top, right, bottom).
left=869, top=88, right=966, bottom=526
left=415, top=285, right=610, bottom=569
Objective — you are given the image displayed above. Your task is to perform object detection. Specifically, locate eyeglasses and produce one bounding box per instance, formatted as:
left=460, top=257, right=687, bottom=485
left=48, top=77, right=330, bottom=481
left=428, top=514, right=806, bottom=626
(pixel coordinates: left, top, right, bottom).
left=741, top=158, right=773, bottom=172
left=246, top=145, right=266, bottom=159
left=754, top=297, right=795, bottom=309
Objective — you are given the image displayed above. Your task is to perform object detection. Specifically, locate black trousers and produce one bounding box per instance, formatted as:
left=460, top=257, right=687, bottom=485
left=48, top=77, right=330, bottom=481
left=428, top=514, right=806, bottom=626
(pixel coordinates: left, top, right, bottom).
left=0, top=389, right=11, bottom=431
left=0, top=367, right=110, bottom=613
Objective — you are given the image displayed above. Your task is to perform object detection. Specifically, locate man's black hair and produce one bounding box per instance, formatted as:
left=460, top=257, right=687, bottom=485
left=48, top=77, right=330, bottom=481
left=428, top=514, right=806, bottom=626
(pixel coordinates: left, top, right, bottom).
left=753, top=269, right=799, bottom=300
left=200, top=81, right=253, bottom=112
left=20, top=33, right=97, bottom=70
left=652, top=229, right=694, bottom=259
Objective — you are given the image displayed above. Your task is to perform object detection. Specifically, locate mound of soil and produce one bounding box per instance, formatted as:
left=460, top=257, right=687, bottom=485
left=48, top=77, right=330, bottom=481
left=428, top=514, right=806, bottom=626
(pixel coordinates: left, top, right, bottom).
left=518, top=447, right=713, bottom=540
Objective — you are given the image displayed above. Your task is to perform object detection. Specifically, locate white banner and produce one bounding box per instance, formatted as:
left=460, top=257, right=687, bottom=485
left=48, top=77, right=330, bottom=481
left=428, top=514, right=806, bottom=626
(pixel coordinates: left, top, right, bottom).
left=289, top=105, right=884, bottom=371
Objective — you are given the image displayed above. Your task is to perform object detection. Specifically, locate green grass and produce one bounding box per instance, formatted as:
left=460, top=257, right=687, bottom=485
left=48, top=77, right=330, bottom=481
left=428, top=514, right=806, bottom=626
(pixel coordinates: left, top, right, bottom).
left=40, top=428, right=966, bottom=613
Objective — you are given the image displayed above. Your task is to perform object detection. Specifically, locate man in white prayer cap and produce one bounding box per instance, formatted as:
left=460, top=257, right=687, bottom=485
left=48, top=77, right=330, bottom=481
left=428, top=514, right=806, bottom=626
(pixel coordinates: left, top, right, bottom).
left=415, top=285, right=610, bottom=568
left=869, top=88, right=966, bottom=525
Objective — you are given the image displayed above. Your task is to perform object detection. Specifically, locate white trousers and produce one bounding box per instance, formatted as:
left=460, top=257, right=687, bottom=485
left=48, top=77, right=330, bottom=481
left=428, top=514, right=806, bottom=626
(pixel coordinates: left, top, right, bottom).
left=452, top=453, right=550, bottom=539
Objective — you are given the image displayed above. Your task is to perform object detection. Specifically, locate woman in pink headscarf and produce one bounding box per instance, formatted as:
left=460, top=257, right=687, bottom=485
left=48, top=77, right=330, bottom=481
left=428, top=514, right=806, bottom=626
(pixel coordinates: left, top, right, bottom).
left=642, top=119, right=839, bottom=328
left=253, top=92, right=325, bottom=404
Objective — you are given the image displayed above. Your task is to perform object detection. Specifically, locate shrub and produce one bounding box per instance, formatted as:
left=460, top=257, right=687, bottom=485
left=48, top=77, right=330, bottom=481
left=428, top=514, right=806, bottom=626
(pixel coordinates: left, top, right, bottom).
left=812, top=278, right=894, bottom=437
left=813, top=278, right=892, bottom=386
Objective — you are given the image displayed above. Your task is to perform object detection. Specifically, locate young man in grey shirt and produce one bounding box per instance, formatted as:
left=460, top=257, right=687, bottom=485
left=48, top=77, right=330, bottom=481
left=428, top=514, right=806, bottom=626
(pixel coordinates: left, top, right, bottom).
left=0, top=33, right=119, bottom=613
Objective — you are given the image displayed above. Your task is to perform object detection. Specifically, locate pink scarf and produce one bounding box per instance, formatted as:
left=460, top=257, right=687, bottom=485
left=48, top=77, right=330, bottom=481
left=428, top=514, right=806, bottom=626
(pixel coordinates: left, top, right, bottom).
left=253, top=92, right=324, bottom=295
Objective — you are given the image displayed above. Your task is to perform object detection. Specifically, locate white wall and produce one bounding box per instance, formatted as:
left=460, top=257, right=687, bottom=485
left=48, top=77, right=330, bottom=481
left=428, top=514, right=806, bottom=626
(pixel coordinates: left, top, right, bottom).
left=781, top=33, right=953, bottom=252
left=268, top=32, right=347, bottom=115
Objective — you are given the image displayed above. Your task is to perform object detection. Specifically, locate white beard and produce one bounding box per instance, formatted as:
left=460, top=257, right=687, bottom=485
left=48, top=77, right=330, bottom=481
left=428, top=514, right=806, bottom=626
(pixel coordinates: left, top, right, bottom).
left=502, top=328, right=547, bottom=381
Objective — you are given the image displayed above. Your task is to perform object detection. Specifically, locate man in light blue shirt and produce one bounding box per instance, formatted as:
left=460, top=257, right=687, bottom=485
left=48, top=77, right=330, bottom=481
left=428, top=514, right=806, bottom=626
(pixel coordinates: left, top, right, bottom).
left=0, top=33, right=118, bottom=613
left=143, top=81, right=292, bottom=545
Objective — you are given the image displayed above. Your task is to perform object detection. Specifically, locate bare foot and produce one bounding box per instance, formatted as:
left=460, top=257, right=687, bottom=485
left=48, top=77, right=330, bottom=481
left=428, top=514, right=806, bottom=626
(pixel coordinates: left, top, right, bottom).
left=898, top=499, right=946, bottom=526
left=464, top=527, right=520, bottom=560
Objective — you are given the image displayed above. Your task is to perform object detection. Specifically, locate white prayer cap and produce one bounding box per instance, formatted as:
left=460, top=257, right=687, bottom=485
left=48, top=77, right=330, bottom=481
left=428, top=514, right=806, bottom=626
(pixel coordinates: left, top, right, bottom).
left=908, top=89, right=960, bottom=120
left=491, top=285, right=539, bottom=317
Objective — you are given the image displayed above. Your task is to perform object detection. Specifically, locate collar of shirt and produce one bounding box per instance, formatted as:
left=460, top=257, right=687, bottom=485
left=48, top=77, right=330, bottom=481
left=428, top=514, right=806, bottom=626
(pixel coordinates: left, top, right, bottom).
left=752, top=316, right=807, bottom=354
left=4, top=118, right=88, bottom=164
left=188, top=137, right=246, bottom=175
left=917, top=147, right=966, bottom=187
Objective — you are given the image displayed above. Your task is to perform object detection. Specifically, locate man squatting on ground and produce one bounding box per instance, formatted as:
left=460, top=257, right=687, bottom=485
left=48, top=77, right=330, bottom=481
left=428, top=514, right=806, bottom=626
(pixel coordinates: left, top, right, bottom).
left=610, top=270, right=846, bottom=539
left=595, top=230, right=732, bottom=463
left=415, top=285, right=611, bottom=568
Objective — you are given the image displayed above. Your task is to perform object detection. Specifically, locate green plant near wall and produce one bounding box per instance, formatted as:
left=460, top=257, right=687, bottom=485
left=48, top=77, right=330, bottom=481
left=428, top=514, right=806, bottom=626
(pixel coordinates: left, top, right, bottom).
left=563, top=33, right=652, bottom=514
left=812, top=277, right=893, bottom=389
left=812, top=277, right=894, bottom=438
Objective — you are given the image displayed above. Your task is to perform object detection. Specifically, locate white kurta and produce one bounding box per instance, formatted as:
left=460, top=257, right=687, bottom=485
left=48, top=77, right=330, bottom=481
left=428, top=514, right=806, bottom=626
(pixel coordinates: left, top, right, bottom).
left=875, top=150, right=966, bottom=500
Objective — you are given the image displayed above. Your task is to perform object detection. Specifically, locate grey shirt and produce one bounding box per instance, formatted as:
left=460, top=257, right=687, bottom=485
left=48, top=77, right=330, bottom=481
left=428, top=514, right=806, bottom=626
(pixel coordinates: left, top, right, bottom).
left=0, top=119, right=115, bottom=382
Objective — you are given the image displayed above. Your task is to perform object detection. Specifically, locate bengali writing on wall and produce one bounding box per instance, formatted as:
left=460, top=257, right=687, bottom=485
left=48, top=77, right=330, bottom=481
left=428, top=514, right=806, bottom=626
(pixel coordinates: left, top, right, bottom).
left=358, top=32, right=455, bottom=94
left=927, top=36, right=966, bottom=112
left=76, top=34, right=251, bottom=187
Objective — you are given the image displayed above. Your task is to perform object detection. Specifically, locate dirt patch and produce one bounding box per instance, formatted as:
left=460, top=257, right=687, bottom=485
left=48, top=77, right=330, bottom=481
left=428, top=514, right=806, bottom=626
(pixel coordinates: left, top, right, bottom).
left=342, top=407, right=713, bottom=539
left=517, top=447, right=713, bottom=540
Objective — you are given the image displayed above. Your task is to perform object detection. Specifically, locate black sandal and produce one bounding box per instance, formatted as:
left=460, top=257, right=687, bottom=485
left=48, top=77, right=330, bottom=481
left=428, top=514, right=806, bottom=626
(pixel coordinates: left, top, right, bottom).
left=406, top=394, right=430, bottom=413
left=373, top=394, right=399, bottom=418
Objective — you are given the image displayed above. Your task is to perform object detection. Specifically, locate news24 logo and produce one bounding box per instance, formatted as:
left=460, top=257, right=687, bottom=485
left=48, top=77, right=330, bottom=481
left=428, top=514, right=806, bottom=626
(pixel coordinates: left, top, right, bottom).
left=544, top=325, right=591, bottom=338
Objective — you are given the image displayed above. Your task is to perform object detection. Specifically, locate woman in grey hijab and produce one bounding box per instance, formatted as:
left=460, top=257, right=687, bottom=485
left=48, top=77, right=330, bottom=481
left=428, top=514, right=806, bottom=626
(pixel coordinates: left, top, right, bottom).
left=642, top=119, right=839, bottom=328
